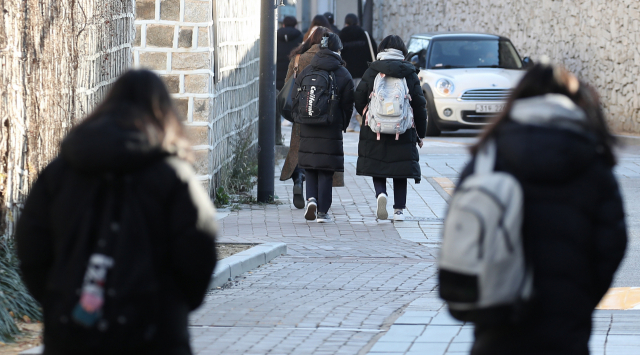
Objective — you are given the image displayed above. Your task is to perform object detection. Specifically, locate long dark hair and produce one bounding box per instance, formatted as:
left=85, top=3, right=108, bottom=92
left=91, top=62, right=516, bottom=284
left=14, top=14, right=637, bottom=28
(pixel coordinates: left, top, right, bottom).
left=472, top=63, right=616, bottom=166
left=303, top=15, right=333, bottom=41
left=289, top=26, right=329, bottom=59
left=78, top=69, right=193, bottom=162
left=378, top=35, right=408, bottom=56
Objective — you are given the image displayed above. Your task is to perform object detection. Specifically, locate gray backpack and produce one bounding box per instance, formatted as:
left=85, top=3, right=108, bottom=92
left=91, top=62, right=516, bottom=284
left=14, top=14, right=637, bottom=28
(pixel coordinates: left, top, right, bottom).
left=438, top=139, right=533, bottom=322
left=364, top=73, right=414, bottom=140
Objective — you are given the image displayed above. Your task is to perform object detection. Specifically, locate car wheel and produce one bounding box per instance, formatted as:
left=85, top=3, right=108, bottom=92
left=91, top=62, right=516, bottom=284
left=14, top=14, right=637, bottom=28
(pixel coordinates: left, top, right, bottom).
left=425, top=95, right=441, bottom=137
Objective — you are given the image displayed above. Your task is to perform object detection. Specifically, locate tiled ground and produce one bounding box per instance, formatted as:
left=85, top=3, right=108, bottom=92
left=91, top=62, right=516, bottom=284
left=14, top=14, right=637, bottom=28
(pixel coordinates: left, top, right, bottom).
left=190, top=129, right=640, bottom=355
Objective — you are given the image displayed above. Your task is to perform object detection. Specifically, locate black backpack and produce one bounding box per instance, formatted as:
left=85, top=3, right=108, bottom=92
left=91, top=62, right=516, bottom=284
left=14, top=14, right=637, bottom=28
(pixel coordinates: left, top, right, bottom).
left=294, top=68, right=339, bottom=125
left=45, top=174, right=161, bottom=352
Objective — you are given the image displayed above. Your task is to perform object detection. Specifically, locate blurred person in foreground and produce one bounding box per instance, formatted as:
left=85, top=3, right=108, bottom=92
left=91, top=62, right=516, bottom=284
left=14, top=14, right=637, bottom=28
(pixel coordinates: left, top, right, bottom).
left=461, top=62, right=627, bottom=355
left=16, top=70, right=218, bottom=355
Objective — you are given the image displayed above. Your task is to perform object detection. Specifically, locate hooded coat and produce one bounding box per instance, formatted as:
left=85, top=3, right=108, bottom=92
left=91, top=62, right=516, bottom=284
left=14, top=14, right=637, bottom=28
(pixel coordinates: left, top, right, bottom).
left=339, top=25, right=377, bottom=79
left=354, top=49, right=427, bottom=182
left=15, top=114, right=217, bottom=355
left=461, top=95, right=627, bottom=355
left=293, top=48, right=354, bottom=172
left=276, top=26, right=303, bottom=90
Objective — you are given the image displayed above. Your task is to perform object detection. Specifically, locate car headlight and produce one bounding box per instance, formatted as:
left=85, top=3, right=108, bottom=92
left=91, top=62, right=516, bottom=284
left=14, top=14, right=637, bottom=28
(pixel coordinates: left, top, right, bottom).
left=435, top=79, right=454, bottom=96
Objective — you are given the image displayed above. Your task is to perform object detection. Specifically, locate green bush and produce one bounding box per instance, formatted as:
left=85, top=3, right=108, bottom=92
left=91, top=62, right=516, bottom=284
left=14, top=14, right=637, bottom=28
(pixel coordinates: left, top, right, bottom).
left=215, top=119, right=259, bottom=207
left=0, top=241, right=42, bottom=342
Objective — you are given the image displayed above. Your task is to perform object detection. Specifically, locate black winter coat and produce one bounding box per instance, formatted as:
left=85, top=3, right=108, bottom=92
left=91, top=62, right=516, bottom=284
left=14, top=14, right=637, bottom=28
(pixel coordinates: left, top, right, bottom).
left=339, top=25, right=377, bottom=79
left=354, top=58, right=427, bottom=182
left=276, top=26, right=303, bottom=90
left=462, top=122, right=627, bottom=355
left=15, top=115, right=217, bottom=355
left=293, top=49, right=354, bottom=172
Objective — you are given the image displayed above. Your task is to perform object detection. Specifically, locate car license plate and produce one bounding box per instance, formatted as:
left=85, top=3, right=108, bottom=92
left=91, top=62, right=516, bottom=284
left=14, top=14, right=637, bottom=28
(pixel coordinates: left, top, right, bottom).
left=476, top=104, right=505, bottom=113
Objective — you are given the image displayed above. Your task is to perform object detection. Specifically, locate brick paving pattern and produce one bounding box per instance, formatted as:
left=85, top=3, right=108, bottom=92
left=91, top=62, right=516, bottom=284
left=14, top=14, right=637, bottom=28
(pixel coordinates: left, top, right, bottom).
left=190, top=130, right=640, bottom=354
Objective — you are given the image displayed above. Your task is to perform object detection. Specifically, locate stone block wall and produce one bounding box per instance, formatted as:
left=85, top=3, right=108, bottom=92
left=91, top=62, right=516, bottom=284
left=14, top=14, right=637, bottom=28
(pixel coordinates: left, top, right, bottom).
left=373, top=0, right=640, bottom=133
left=133, top=0, right=260, bottom=194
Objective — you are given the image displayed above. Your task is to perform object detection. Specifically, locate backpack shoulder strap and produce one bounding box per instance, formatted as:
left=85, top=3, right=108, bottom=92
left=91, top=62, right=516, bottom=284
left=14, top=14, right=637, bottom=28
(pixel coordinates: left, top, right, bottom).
left=293, top=54, right=301, bottom=78
left=329, top=71, right=338, bottom=97
left=474, top=139, right=497, bottom=175
left=364, top=31, right=375, bottom=62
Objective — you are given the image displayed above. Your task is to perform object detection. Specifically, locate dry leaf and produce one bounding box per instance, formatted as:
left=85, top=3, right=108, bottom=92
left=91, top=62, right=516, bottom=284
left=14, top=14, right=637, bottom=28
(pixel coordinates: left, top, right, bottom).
left=23, top=315, right=31, bottom=323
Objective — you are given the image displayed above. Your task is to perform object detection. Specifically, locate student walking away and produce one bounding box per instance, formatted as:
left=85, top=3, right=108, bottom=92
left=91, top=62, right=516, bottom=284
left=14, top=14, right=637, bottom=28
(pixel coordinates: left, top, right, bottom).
left=276, top=16, right=303, bottom=91
left=280, top=27, right=345, bottom=209
left=354, top=35, right=427, bottom=221
left=323, top=12, right=340, bottom=34
left=443, top=63, right=627, bottom=355
left=302, top=14, right=334, bottom=41
left=292, top=32, right=354, bottom=223
left=15, top=70, right=218, bottom=355
left=340, top=13, right=377, bottom=132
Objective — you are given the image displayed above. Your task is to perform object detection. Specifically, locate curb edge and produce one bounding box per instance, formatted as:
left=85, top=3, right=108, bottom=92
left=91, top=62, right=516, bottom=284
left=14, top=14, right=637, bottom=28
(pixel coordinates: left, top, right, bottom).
left=209, top=242, right=287, bottom=289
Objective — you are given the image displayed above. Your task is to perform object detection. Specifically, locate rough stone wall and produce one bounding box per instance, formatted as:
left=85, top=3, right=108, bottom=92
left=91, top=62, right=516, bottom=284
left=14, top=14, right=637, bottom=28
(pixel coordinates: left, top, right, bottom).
left=373, top=0, right=640, bottom=133
left=133, top=0, right=260, bottom=194
left=0, top=0, right=134, bottom=239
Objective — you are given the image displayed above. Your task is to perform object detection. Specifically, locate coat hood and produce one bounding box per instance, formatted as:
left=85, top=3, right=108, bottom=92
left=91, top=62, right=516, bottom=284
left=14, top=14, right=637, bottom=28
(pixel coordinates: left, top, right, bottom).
left=496, top=94, right=600, bottom=183
left=310, top=48, right=344, bottom=71
left=61, top=114, right=168, bottom=174
left=369, top=57, right=417, bottom=78
left=277, top=26, right=302, bottom=43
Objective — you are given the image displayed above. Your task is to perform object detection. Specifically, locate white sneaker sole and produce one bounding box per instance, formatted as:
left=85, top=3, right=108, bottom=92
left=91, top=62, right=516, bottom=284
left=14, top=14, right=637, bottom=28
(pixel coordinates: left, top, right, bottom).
left=376, top=194, right=388, bottom=220
left=317, top=217, right=330, bottom=223
left=304, top=202, right=317, bottom=221
left=394, top=214, right=405, bottom=222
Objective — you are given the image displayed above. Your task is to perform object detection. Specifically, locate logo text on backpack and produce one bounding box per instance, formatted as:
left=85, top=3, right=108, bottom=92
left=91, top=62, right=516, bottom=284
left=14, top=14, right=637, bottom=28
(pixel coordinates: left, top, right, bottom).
left=307, top=86, right=317, bottom=116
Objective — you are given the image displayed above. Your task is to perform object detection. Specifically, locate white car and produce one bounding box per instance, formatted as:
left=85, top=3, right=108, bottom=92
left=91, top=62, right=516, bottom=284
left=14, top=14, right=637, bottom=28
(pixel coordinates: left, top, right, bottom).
left=406, top=33, right=532, bottom=136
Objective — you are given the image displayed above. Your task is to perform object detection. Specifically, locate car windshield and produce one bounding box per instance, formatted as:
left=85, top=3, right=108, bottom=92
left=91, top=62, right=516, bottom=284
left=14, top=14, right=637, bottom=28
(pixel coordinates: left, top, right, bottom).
left=428, top=39, right=522, bottom=69
left=407, top=38, right=430, bottom=54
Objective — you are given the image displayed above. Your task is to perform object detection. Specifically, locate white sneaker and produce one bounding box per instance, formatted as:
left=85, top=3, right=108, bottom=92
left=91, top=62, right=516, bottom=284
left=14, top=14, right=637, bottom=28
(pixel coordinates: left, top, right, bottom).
left=376, top=193, right=388, bottom=220
left=393, top=209, right=405, bottom=221
left=304, top=198, right=317, bottom=221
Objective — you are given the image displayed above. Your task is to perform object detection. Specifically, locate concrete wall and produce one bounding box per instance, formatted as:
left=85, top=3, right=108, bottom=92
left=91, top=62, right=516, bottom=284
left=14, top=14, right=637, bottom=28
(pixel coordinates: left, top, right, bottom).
left=373, top=0, right=640, bottom=133
left=133, top=0, right=260, bottom=194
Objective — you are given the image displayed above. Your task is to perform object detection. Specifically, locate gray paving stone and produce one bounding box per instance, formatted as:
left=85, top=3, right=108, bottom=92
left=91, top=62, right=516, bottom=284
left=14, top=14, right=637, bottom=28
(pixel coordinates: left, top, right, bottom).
left=191, top=129, right=640, bottom=355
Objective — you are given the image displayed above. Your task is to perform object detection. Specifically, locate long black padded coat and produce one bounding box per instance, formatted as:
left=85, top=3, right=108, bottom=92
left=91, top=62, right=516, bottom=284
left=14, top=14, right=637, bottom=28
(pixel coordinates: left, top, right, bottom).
left=339, top=25, right=377, bottom=79
left=293, top=49, right=354, bottom=172
left=461, top=120, right=627, bottom=355
left=354, top=55, right=427, bottom=182
left=276, top=26, right=303, bottom=90
left=15, top=114, right=217, bottom=355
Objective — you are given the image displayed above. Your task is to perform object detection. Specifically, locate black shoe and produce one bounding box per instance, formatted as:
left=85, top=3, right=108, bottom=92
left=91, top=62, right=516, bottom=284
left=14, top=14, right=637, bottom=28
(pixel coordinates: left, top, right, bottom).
left=293, top=178, right=305, bottom=209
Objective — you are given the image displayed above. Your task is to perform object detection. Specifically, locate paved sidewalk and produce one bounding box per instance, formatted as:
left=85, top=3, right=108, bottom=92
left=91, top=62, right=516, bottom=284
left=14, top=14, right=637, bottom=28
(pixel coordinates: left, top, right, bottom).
left=190, top=130, right=640, bottom=354
left=190, top=156, right=445, bottom=354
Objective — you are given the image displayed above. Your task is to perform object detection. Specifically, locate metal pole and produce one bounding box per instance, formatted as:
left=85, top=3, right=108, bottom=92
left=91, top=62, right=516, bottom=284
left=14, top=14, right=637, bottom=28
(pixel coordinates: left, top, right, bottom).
left=257, top=0, right=277, bottom=202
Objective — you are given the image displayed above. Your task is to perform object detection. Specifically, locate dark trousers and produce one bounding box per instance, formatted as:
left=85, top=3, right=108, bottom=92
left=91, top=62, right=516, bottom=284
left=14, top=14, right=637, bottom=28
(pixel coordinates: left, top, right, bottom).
left=373, top=177, right=407, bottom=209
left=305, top=169, right=334, bottom=213
left=291, top=166, right=305, bottom=182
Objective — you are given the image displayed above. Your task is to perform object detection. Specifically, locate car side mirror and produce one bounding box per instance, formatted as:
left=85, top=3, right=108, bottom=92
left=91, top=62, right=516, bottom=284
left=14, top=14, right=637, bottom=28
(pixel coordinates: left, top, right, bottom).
left=407, top=52, right=420, bottom=69
left=522, top=57, right=534, bottom=69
